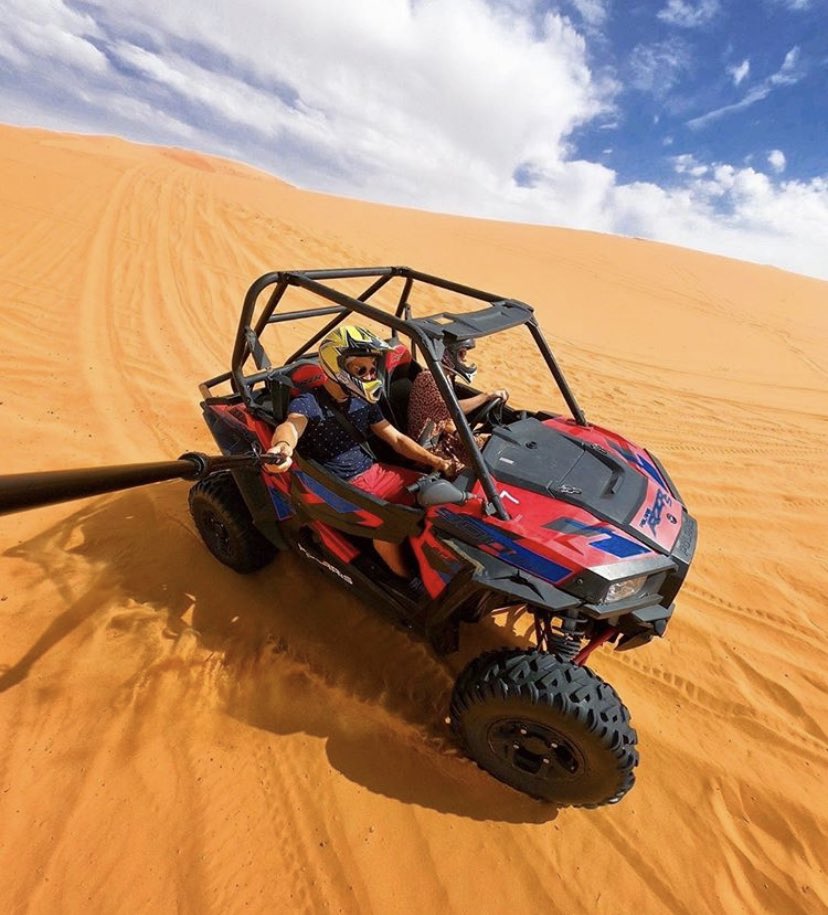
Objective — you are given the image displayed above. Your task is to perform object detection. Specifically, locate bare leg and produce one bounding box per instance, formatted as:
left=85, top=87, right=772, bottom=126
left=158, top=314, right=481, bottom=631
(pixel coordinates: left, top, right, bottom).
left=373, top=539, right=410, bottom=577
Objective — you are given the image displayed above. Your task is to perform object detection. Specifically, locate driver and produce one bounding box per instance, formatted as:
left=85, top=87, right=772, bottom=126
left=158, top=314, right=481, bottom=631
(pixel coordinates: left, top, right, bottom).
left=265, top=325, right=453, bottom=585
left=406, top=337, right=508, bottom=467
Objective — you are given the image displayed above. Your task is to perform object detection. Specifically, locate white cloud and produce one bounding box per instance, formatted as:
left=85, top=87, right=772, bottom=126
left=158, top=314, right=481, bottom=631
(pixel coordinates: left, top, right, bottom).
left=568, top=0, right=611, bottom=27
left=490, top=0, right=611, bottom=28
left=613, top=166, right=828, bottom=279
left=0, top=0, right=108, bottom=72
left=3, top=0, right=615, bottom=201
left=688, top=46, right=803, bottom=128
left=657, top=0, right=720, bottom=28
left=769, top=0, right=815, bottom=9
left=673, top=153, right=708, bottom=177
left=109, top=41, right=331, bottom=149
left=728, top=59, right=750, bottom=85
left=0, top=0, right=826, bottom=281
left=768, top=149, right=787, bottom=173
left=779, top=46, right=800, bottom=74
left=628, top=38, right=693, bottom=97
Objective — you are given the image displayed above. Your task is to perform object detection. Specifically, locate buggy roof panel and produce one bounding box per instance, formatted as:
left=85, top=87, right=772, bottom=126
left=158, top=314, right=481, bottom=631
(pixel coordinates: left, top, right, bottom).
left=409, top=299, right=535, bottom=342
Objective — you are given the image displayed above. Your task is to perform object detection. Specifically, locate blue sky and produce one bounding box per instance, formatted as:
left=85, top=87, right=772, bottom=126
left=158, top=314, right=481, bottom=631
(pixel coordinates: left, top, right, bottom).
left=1, top=0, right=827, bottom=279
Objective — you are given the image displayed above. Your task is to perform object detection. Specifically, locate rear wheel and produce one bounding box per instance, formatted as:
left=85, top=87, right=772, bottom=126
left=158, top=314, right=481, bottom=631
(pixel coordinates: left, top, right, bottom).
left=450, top=648, right=638, bottom=807
left=189, top=473, right=277, bottom=573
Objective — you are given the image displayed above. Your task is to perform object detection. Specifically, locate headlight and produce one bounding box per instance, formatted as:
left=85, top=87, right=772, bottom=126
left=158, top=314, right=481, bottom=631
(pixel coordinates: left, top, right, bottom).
left=603, top=574, right=648, bottom=604
left=559, top=555, right=675, bottom=608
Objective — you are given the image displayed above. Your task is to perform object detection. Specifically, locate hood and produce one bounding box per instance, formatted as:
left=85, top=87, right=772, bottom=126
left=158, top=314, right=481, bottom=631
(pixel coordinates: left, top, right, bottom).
left=483, top=417, right=683, bottom=554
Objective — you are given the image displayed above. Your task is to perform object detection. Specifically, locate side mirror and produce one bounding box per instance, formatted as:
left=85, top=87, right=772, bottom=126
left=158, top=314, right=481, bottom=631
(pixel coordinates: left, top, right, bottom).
left=414, top=476, right=469, bottom=507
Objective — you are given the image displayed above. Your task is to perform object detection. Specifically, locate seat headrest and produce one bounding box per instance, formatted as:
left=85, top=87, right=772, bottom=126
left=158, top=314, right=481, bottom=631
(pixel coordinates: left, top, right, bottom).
left=385, top=342, right=412, bottom=374
left=285, top=345, right=410, bottom=396
left=289, top=362, right=326, bottom=394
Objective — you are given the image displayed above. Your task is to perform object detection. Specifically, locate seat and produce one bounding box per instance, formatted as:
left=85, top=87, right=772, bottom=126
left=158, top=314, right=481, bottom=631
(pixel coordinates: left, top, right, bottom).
left=260, top=344, right=421, bottom=434
left=258, top=359, right=326, bottom=424
left=382, top=342, right=421, bottom=430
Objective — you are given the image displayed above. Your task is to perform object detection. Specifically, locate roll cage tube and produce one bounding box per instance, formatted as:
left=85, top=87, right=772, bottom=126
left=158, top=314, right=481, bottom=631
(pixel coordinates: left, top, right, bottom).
left=411, top=331, right=510, bottom=520
left=225, top=267, right=589, bottom=519
left=284, top=273, right=398, bottom=365
left=526, top=320, right=587, bottom=426
left=276, top=275, right=509, bottom=520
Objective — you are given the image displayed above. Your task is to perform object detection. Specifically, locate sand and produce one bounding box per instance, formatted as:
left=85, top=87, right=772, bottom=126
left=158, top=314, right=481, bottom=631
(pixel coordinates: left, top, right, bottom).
left=0, top=124, right=826, bottom=914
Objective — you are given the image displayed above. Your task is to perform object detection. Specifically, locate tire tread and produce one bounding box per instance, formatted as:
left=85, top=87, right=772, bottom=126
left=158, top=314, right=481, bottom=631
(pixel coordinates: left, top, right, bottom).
left=450, top=648, right=639, bottom=807
left=189, top=473, right=276, bottom=573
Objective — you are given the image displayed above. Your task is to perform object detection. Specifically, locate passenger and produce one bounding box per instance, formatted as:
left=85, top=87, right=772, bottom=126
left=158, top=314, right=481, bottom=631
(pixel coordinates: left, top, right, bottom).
left=406, top=338, right=508, bottom=467
left=265, top=325, right=453, bottom=585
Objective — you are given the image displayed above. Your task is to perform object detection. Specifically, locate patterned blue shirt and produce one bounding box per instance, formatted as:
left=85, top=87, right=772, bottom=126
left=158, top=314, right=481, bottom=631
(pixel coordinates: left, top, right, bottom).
left=288, top=391, right=383, bottom=479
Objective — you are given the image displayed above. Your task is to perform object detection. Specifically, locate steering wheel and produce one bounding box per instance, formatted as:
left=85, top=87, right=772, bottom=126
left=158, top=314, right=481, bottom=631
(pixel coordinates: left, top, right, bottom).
left=465, top=395, right=505, bottom=430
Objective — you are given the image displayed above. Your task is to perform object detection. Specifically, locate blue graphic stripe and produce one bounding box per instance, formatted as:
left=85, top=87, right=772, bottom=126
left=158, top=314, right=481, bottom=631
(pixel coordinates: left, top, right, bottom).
left=611, top=443, right=668, bottom=488
left=547, top=518, right=649, bottom=558
left=295, top=471, right=358, bottom=513
left=592, top=533, right=649, bottom=558
left=439, top=511, right=571, bottom=584
left=268, top=487, right=294, bottom=521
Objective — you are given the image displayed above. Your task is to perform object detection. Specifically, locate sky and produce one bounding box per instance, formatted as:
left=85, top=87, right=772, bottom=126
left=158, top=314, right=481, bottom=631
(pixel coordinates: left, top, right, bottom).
left=1, top=0, right=827, bottom=280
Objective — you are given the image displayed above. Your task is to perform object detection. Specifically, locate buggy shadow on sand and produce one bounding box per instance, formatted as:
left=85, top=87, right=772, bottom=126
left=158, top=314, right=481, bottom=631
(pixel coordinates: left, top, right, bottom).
left=0, top=266, right=696, bottom=807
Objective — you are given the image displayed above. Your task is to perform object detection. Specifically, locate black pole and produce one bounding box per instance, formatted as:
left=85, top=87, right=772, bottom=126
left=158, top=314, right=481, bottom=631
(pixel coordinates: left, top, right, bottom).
left=409, top=330, right=509, bottom=521
left=527, top=321, right=587, bottom=425
left=0, top=452, right=258, bottom=517
left=284, top=273, right=395, bottom=364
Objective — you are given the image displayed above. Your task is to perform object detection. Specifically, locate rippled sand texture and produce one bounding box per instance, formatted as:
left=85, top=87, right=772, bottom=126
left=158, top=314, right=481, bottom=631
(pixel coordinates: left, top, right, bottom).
left=1, top=125, right=826, bottom=914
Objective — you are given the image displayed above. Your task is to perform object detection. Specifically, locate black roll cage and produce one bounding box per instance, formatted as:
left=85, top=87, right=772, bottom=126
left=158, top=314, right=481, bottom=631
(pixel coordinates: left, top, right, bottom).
left=202, top=266, right=586, bottom=522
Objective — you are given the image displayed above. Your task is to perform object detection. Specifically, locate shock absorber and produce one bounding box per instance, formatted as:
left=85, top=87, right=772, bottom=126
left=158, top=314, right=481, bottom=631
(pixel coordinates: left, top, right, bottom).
left=534, top=610, right=587, bottom=661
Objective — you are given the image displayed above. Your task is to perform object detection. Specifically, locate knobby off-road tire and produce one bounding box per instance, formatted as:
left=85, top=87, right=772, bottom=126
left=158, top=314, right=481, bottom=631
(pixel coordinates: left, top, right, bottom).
left=188, top=473, right=277, bottom=573
left=450, top=648, right=638, bottom=807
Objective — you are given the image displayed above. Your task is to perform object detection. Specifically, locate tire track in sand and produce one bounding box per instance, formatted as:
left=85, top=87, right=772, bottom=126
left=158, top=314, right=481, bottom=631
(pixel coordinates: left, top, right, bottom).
left=76, top=163, right=159, bottom=458
left=618, top=654, right=827, bottom=764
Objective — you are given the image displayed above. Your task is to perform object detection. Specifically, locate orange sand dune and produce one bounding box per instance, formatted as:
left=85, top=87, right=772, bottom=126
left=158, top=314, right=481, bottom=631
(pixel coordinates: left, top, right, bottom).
left=1, top=124, right=826, bottom=914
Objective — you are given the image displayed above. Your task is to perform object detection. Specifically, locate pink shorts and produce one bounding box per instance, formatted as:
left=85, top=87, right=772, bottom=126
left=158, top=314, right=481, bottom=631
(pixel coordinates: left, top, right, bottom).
left=350, top=462, right=421, bottom=506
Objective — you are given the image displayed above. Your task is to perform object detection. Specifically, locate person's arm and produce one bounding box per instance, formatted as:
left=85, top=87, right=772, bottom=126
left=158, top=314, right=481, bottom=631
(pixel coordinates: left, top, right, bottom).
left=266, top=413, right=308, bottom=472
left=459, top=388, right=509, bottom=413
left=371, top=419, right=453, bottom=474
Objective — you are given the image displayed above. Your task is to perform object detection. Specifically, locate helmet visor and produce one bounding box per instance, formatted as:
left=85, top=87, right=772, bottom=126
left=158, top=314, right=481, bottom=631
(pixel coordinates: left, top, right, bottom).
left=443, top=338, right=477, bottom=383
left=340, top=354, right=385, bottom=402
left=344, top=356, right=379, bottom=380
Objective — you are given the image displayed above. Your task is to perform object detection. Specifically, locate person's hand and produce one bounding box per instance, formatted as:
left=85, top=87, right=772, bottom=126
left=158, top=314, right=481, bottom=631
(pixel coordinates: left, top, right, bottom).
left=490, top=388, right=509, bottom=403
left=263, top=442, right=293, bottom=474
left=435, top=457, right=461, bottom=477
left=447, top=458, right=464, bottom=477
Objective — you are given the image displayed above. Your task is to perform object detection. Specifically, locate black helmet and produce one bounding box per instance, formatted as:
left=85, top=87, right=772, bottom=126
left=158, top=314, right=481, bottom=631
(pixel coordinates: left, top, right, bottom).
left=442, top=337, right=477, bottom=384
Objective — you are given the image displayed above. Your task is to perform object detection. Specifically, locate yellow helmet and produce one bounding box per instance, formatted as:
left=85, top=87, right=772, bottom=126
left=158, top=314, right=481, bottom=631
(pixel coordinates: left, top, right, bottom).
left=318, top=325, right=391, bottom=403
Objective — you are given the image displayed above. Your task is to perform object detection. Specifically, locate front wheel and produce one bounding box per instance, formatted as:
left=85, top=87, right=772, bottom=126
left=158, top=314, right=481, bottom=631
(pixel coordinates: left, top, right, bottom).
left=189, top=473, right=277, bottom=573
left=450, top=649, right=638, bottom=807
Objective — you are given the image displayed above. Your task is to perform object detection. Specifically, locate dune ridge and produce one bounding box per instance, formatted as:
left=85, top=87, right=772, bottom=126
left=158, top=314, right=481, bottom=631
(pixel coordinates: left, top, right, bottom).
left=1, top=124, right=826, bottom=914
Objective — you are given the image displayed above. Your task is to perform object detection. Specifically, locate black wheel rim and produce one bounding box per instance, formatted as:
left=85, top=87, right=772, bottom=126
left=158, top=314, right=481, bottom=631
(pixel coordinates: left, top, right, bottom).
left=203, top=508, right=233, bottom=559
left=486, top=718, right=584, bottom=782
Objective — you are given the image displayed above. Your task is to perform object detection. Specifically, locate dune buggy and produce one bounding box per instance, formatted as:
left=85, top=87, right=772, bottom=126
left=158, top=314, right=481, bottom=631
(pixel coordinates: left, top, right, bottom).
left=187, top=266, right=697, bottom=808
